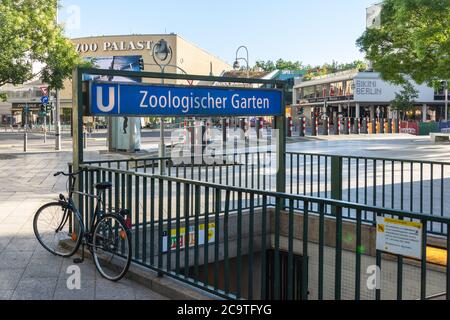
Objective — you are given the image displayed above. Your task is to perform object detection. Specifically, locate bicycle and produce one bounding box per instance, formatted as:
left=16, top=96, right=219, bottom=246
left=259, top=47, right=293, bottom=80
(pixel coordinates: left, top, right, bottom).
left=33, top=169, right=133, bottom=281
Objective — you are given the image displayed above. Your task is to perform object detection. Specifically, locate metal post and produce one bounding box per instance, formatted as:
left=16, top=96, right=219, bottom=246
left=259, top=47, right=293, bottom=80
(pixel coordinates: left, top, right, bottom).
left=43, top=115, right=46, bottom=143
left=256, top=118, right=261, bottom=139
left=55, top=89, right=61, bottom=150
left=275, top=84, right=287, bottom=194
left=331, top=156, right=342, bottom=215
left=72, top=68, right=84, bottom=174
left=444, top=82, right=448, bottom=122
left=23, top=113, right=28, bottom=152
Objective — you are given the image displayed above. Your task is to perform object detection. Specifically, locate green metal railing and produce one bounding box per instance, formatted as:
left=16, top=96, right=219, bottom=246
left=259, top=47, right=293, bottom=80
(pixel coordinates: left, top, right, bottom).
left=74, top=162, right=450, bottom=300
left=83, top=151, right=450, bottom=236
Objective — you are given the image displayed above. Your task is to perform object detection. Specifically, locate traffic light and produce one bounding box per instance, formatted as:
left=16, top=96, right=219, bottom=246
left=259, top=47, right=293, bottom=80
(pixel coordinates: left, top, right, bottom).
left=40, top=104, right=45, bottom=113
left=139, top=58, right=144, bottom=71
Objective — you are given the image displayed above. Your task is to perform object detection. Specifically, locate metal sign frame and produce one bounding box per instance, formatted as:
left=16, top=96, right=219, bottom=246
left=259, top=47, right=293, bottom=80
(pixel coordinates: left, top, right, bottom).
left=72, top=67, right=287, bottom=192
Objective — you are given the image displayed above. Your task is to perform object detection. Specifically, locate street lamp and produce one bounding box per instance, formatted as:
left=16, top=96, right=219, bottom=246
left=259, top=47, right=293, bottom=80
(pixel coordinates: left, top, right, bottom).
left=234, top=46, right=250, bottom=130
left=234, top=46, right=250, bottom=78
left=151, top=39, right=174, bottom=174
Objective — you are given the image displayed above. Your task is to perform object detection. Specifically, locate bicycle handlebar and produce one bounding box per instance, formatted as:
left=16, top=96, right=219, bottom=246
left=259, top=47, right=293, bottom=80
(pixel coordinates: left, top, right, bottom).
left=54, top=168, right=98, bottom=177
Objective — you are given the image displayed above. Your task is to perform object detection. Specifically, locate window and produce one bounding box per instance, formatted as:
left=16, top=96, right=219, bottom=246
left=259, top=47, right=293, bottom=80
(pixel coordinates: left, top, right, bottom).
left=345, top=80, right=354, bottom=96
left=302, top=86, right=315, bottom=99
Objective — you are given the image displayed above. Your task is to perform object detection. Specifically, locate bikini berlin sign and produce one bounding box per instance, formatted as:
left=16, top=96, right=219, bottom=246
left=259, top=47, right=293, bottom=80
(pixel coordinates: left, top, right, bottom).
left=89, top=81, right=283, bottom=117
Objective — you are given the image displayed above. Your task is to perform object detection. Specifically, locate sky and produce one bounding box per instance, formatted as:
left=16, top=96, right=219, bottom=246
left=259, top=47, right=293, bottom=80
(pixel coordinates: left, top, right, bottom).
left=59, top=0, right=376, bottom=67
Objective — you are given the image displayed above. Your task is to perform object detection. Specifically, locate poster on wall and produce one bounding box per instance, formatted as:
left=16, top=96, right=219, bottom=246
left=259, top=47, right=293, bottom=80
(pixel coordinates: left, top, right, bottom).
left=84, top=55, right=143, bottom=151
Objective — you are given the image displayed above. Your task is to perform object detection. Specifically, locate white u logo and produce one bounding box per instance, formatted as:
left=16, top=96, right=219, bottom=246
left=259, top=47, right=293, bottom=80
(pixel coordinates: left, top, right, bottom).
left=97, top=86, right=115, bottom=112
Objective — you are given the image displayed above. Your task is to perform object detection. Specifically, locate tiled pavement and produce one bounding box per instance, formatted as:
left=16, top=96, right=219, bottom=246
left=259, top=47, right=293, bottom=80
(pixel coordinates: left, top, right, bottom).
left=0, top=150, right=168, bottom=300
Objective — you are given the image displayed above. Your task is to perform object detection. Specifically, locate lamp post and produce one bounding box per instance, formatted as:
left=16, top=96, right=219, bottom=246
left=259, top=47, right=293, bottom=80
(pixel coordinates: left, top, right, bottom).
left=55, top=3, right=61, bottom=151
left=151, top=39, right=173, bottom=174
left=233, top=46, right=250, bottom=131
left=233, top=46, right=250, bottom=78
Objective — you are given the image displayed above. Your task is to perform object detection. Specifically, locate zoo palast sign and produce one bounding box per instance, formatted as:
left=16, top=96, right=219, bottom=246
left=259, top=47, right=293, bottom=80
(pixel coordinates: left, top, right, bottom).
left=76, top=39, right=159, bottom=53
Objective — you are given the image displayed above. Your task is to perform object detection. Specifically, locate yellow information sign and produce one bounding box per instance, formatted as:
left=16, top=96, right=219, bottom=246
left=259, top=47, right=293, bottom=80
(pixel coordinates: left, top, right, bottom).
left=376, top=216, right=422, bottom=259
left=162, top=223, right=216, bottom=253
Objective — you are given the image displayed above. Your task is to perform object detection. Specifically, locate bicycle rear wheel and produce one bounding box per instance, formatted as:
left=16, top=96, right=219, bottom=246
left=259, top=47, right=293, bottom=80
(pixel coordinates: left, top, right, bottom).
left=92, top=214, right=132, bottom=281
left=33, top=202, right=83, bottom=257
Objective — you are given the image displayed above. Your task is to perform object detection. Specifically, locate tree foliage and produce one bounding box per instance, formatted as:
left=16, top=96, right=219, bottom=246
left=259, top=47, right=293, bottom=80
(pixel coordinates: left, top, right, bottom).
left=0, top=0, right=88, bottom=94
left=391, top=81, right=419, bottom=116
left=356, top=0, right=450, bottom=87
left=254, top=59, right=367, bottom=80
left=302, top=60, right=367, bottom=80
left=255, top=59, right=304, bottom=72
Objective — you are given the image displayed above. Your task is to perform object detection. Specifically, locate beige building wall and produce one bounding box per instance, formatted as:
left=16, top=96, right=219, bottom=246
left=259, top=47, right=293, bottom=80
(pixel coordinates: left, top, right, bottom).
left=59, top=34, right=232, bottom=108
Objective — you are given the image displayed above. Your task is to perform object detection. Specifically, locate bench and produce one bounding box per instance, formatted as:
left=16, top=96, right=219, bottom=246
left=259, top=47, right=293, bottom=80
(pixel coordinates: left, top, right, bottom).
left=430, top=133, right=450, bottom=142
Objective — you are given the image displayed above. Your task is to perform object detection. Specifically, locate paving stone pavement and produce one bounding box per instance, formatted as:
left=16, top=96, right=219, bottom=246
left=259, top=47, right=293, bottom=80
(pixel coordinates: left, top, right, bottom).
left=0, top=149, right=168, bottom=300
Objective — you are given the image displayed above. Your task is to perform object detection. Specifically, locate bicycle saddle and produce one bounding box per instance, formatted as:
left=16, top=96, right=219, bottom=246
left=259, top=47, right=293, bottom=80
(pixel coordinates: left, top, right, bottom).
left=95, top=182, right=112, bottom=190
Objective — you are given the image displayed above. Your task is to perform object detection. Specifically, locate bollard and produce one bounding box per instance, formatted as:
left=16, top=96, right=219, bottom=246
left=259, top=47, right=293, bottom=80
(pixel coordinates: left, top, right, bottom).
left=334, top=116, right=340, bottom=135
left=299, top=116, right=306, bottom=137
left=323, top=117, right=329, bottom=135
left=256, top=118, right=261, bottom=139
left=240, top=118, right=247, bottom=142
left=354, top=117, right=360, bottom=134
left=343, top=117, right=349, bottom=135
left=23, top=131, right=28, bottom=152
left=222, top=118, right=228, bottom=149
left=286, top=116, right=293, bottom=137
left=372, top=118, right=377, bottom=134
left=83, top=131, right=87, bottom=149
left=361, top=118, right=367, bottom=134
left=380, top=118, right=385, bottom=134
left=312, top=116, right=318, bottom=136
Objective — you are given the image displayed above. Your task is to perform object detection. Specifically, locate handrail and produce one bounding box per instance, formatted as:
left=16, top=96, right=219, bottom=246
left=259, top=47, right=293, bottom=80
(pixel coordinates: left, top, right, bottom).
left=286, top=151, right=450, bottom=166
left=80, top=163, right=450, bottom=225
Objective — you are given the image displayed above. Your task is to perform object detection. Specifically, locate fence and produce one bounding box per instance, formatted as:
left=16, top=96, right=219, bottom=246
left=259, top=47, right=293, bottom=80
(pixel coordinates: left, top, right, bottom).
left=72, top=162, right=450, bottom=300
left=83, top=151, right=450, bottom=237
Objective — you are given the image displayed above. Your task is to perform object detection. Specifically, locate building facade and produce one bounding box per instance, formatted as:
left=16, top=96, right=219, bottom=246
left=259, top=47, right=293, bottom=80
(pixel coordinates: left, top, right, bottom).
left=0, top=34, right=232, bottom=126
left=292, top=70, right=447, bottom=125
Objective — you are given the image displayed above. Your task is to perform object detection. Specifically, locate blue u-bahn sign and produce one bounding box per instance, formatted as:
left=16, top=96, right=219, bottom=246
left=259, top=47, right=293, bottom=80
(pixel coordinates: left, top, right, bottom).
left=88, top=81, right=283, bottom=117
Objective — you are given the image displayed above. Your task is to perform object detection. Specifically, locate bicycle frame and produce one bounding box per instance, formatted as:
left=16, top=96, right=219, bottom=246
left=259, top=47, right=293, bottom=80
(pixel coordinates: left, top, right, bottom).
left=62, top=171, right=107, bottom=241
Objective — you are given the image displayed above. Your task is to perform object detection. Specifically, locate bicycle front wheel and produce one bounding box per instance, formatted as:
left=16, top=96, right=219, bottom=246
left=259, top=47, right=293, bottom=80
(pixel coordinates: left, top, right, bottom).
left=92, top=214, right=132, bottom=281
left=33, top=202, right=83, bottom=257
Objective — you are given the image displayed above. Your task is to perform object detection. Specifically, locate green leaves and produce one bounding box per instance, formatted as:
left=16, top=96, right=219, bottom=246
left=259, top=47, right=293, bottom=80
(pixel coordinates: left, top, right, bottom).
left=255, top=59, right=303, bottom=72
left=0, top=0, right=86, bottom=90
left=391, top=81, right=419, bottom=112
left=357, top=0, right=450, bottom=87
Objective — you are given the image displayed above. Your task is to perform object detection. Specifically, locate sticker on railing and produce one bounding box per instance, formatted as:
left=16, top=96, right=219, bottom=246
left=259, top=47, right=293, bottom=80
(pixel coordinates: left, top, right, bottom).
left=376, top=215, right=422, bottom=259
left=162, top=223, right=216, bottom=253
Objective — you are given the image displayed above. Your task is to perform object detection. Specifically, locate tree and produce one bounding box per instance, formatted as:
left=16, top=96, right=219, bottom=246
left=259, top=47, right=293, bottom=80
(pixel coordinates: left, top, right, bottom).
left=356, top=0, right=450, bottom=87
left=390, top=82, right=419, bottom=120
left=254, top=59, right=303, bottom=72
left=0, top=0, right=88, bottom=100
left=302, top=60, right=367, bottom=81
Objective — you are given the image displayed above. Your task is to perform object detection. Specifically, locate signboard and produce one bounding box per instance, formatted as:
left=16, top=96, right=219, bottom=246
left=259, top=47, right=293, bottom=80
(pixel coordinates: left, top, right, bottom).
left=41, top=96, right=49, bottom=105
left=162, top=223, right=215, bottom=253
left=40, top=87, right=49, bottom=97
left=353, top=73, right=436, bottom=103
left=376, top=216, right=423, bottom=259
left=89, top=81, right=283, bottom=117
